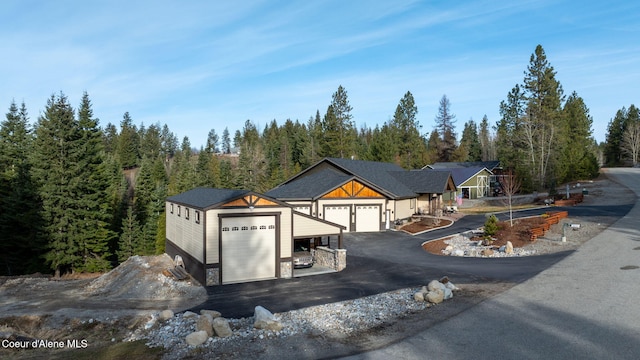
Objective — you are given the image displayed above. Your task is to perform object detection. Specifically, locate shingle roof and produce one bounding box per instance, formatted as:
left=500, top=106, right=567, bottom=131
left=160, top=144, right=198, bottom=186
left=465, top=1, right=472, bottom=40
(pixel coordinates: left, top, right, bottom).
left=426, top=161, right=500, bottom=170
left=166, top=188, right=250, bottom=209
left=323, top=158, right=415, bottom=197
left=265, top=168, right=352, bottom=200
left=446, top=167, right=489, bottom=186
left=389, top=170, right=454, bottom=194
left=267, top=158, right=455, bottom=200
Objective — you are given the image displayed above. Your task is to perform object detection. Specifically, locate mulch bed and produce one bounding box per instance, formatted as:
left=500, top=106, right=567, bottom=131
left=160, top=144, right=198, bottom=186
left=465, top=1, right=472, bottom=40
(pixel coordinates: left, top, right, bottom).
left=422, top=217, right=547, bottom=255
left=400, top=217, right=453, bottom=234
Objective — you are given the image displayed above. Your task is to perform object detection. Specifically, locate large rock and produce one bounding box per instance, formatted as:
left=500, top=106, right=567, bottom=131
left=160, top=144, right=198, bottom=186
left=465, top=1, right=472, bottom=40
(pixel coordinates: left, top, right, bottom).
left=505, top=241, right=514, bottom=254
left=253, top=306, right=284, bottom=331
left=185, top=330, right=208, bottom=346
left=196, top=314, right=214, bottom=337
left=426, top=289, right=444, bottom=304
left=481, top=249, right=494, bottom=256
left=159, top=309, right=174, bottom=321
left=452, top=249, right=465, bottom=257
left=182, top=311, right=198, bottom=319
left=413, top=291, right=425, bottom=302
left=428, top=280, right=444, bottom=292
left=212, top=317, right=233, bottom=337
left=200, top=309, right=222, bottom=319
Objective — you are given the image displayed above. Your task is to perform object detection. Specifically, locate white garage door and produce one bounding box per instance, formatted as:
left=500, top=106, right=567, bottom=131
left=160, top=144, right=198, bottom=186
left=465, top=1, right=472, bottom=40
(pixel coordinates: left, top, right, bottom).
left=323, top=205, right=351, bottom=232
left=293, top=206, right=311, bottom=215
left=221, top=216, right=276, bottom=284
left=355, top=205, right=381, bottom=232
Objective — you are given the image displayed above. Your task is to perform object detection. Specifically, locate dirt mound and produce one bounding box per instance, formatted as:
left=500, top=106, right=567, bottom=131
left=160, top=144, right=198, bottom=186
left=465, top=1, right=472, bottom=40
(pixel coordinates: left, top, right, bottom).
left=84, top=254, right=205, bottom=301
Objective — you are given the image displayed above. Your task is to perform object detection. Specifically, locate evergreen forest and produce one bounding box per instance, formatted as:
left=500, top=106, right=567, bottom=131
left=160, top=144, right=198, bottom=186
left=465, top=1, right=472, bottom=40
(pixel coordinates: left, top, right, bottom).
left=1, top=45, right=636, bottom=276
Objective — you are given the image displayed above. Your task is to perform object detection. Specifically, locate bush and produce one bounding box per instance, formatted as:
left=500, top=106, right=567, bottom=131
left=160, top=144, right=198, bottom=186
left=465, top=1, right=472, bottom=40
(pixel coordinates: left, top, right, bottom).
left=484, top=214, right=499, bottom=237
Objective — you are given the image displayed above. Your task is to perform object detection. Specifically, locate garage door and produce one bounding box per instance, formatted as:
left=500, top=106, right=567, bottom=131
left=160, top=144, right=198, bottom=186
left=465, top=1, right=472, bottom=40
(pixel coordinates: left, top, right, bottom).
left=323, top=205, right=351, bottom=232
left=355, top=205, right=381, bottom=232
left=293, top=206, right=311, bottom=215
left=221, top=216, right=276, bottom=284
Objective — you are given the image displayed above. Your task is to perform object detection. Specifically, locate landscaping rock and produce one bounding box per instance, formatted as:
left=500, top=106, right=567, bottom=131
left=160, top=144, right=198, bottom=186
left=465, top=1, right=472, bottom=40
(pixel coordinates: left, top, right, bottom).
left=196, top=314, right=214, bottom=337
left=253, top=306, right=284, bottom=331
left=159, top=309, right=174, bottom=321
left=413, top=291, right=425, bottom=302
left=182, top=311, right=198, bottom=319
left=506, top=241, right=514, bottom=254
left=426, top=289, right=444, bottom=304
left=200, top=309, right=222, bottom=319
left=482, top=249, right=494, bottom=256
left=452, top=249, right=465, bottom=256
left=212, top=317, right=233, bottom=337
left=185, top=330, right=208, bottom=346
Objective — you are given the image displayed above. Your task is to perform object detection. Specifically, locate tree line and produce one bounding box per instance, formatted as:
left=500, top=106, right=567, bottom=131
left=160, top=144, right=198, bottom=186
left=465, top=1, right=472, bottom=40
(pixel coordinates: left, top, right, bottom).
left=1, top=44, right=627, bottom=276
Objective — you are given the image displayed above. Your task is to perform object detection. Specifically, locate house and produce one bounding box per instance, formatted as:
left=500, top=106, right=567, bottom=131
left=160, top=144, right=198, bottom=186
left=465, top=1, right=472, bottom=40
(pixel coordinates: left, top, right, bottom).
left=165, top=188, right=345, bottom=286
left=265, top=158, right=456, bottom=232
left=424, top=161, right=501, bottom=199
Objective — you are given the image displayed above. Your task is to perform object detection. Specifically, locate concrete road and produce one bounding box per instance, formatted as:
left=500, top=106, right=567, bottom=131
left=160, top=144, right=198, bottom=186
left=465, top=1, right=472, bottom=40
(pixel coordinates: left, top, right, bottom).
left=342, top=168, right=640, bottom=360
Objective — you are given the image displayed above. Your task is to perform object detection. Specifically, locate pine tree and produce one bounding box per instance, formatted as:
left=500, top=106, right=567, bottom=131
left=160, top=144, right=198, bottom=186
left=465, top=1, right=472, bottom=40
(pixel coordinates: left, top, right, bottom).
left=117, top=112, right=140, bottom=168
left=434, top=95, right=457, bottom=162
left=460, top=119, right=482, bottom=162
left=0, top=101, right=44, bottom=275
left=221, top=127, right=231, bottom=154
left=117, top=205, right=142, bottom=262
left=390, top=91, right=426, bottom=168
left=31, top=93, right=82, bottom=276
left=321, top=86, right=356, bottom=158
left=74, top=92, right=114, bottom=272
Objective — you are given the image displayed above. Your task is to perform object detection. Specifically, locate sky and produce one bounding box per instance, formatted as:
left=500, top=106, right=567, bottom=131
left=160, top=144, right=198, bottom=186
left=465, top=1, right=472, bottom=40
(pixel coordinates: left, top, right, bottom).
left=1, top=1, right=639, bottom=147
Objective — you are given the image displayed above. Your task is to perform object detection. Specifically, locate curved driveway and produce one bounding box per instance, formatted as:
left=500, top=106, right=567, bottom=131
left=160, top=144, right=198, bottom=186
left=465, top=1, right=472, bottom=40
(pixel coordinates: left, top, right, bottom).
left=343, top=168, right=640, bottom=360
left=194, top=170, right=634, bottom=323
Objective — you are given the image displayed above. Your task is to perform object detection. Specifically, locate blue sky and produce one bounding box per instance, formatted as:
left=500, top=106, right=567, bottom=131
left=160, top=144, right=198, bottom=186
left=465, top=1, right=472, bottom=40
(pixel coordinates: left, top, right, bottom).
left=1, top=1, right=638, bottom=147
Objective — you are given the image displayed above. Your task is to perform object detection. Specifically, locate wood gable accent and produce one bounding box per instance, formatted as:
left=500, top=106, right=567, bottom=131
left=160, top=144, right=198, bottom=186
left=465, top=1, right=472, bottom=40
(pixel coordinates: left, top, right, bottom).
left=321, top=180, right=384, bottom=199
left=221, top=194, right=279, bottom=208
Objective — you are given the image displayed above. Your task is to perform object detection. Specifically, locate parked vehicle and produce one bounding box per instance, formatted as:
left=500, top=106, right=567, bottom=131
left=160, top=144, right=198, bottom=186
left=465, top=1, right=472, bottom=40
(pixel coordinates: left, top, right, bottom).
left=293, top=239, right=314, bottom=268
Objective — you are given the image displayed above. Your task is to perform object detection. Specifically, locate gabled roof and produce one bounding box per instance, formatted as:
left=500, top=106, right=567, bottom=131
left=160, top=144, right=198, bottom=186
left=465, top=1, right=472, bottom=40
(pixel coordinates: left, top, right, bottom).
left=167, top=188, right=250, bottom=209
left=389, top=170, right=456, bottom=194
left=446, top=167, right=491, bottom=186
left=424, top=161, right=501, bottom=171
left=267, top=157, right=455, bottom=200
left=265, top=168, right=353, bottom=200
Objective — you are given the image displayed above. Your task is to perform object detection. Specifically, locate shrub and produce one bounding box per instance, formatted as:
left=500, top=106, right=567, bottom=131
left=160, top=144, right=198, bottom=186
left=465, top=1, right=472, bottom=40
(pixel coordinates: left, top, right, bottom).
left=484, top=214, right=499, bottom=237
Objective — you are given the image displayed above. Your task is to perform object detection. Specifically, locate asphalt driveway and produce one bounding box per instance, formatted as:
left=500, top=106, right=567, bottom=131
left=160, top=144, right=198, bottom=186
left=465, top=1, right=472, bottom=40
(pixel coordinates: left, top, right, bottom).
left=191, top=201, right=632, bottom=318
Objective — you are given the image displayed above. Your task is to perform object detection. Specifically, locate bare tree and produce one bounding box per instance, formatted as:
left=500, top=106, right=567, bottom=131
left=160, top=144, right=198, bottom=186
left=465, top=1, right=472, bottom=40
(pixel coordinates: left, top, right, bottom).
left=499, top=169, right=522, bottom=227
left=622, top=121, right=640, bottom=166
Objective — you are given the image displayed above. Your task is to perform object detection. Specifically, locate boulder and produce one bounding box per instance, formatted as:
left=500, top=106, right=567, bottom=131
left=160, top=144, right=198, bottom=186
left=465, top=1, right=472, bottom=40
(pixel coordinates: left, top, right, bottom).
left=253, top=306, right=284, bottom=331
left=481, top=249, right=494, bottom=256
left=413, top=291, right=425, bottom=302
left=452, top=249, right=465, bottom=257
left=505, top=241, right=514, bottom=254
left=426, top=289, right=444, bottom=304
left=182, top=311, right=198, bottom=319
left=445, top=281, right=460, bottom=291
left=212, top=317, right=233, bottom=338
left=185, top=330, right=208, bottom=346
left=159, top=309, right=174, bottom=321
left=428, top=280, right=444, bottom=292
left=443, top=286, right=453, bottom=300
left=196, top=314, right=214, bottom=337
left=200, top=310, right=222, bottom=319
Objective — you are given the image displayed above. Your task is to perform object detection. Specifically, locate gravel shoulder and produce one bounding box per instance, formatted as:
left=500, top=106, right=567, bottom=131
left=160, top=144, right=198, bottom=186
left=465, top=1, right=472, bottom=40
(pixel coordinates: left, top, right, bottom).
left=0, top=171, right=634, bottom=359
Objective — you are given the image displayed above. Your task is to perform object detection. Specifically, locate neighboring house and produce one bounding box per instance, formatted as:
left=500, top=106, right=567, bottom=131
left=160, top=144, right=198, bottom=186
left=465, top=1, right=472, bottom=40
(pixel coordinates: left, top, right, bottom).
left=165, top=188, right=345, bottom=286
left=424, top=161, right=501, bottom=199
left=265, top=158, right=456, bottom=232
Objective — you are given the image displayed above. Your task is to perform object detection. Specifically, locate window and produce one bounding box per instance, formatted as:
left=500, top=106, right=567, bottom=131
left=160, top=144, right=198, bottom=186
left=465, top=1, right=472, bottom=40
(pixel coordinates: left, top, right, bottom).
left=232, top=226, right=239, bottom=231
left=185, top=208, right=190, bottom=220
left=250, top=226, right=257, bottom=230
left=241, top=226, right=249, bottom=231
left=170, top=203, right=174, bottom=214
left=259, top=225, right=266, bottom=230
left=222, top=227, right=229, bottom=232
left=268, top=225, right=275, bottom=230
left=177, top=205, right=181, bottom=217
left=195, top=211, right=200, bottom=224
left=410, top=198, right=416, bottom=209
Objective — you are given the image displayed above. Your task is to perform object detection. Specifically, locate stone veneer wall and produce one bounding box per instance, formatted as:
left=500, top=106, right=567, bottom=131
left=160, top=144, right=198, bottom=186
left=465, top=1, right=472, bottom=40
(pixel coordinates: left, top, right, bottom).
left=313, top=247, right=347, bottom=271
left=280, top=261, right=292, bottom=278
left=206, top=268, right=219, bottom=286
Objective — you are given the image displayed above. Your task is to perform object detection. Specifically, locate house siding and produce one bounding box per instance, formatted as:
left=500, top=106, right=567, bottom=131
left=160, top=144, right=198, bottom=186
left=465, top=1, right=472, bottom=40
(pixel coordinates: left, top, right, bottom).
left=166, top=202, right=204, bottom=263
left=394, top=198, right=415, bottom=220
